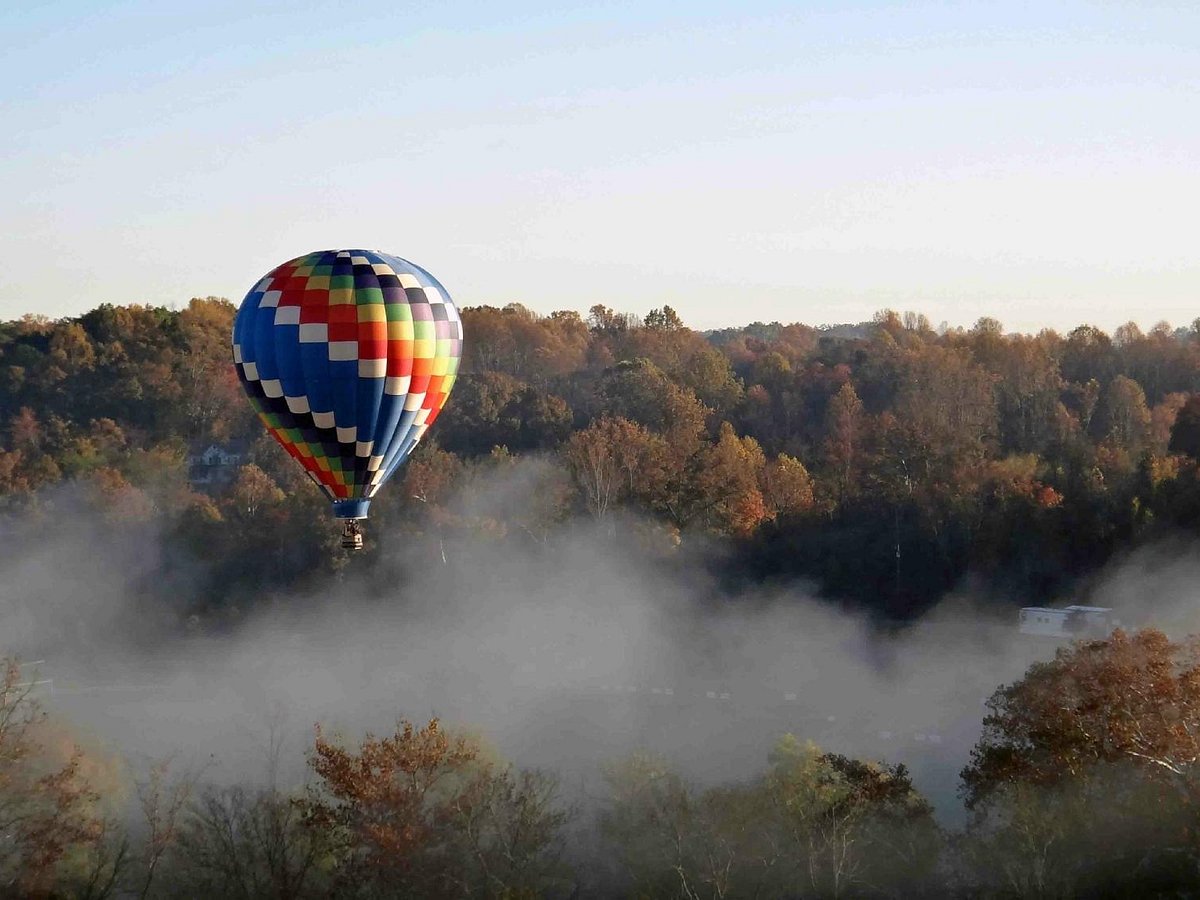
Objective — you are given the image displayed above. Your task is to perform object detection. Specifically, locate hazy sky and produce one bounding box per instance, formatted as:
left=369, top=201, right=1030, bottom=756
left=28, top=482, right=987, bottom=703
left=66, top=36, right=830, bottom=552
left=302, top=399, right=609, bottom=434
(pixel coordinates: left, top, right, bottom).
left=2, top=0, right=1196, bottom=332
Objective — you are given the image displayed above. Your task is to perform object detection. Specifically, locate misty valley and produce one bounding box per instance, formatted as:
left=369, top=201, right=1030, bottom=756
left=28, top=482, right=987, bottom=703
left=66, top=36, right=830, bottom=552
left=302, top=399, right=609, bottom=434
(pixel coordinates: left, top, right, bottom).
left=6, top=302, right=1200, bottom=897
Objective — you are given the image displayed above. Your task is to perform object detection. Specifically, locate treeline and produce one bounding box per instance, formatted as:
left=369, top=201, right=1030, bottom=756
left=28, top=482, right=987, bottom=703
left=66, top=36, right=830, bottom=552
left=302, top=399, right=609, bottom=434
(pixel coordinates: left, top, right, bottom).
left=4, top=300, right=1200, bottom=615
left=7, top=628, right=1200, bottom=897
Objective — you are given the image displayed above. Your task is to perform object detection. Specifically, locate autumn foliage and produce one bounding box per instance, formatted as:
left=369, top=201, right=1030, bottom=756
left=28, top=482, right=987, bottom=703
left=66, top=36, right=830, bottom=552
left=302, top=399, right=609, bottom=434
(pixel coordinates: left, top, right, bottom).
left=9, top=299, right=1200, bottom=893
left=957, top=629, right=1200, bottom=897
left=600, top=737, right=939, bottom=898
left=307, top=719, right=479, bottom=880
left=9, top=629, right=1200, bottom=895
left=962, top=628, right=1200, bottom=808
left=305, top=718, right=570, bottom=897
left=4, top=300, right=1200, bottom=616
left=0, top=661, right=108, bottom=896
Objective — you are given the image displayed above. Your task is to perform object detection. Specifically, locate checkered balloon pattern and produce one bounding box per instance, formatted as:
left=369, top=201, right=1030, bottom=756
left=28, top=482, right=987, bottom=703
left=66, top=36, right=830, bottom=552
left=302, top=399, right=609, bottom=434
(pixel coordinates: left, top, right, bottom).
left=232, top=250, right=463, bottom=519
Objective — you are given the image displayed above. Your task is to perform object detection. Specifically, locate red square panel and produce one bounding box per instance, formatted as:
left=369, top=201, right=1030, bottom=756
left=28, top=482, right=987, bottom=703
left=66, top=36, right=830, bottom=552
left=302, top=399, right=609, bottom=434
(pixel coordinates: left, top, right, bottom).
left=358, top=320, right=386, bottom=337
left=358, top=338, right=386, bottom=359
left=388, top=342, right=413, bottom=376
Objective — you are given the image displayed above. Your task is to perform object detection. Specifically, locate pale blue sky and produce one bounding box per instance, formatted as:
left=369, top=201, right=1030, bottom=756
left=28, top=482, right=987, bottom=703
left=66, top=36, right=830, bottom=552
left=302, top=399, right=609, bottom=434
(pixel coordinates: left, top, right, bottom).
left=2, top=1, right=1196, bottom=332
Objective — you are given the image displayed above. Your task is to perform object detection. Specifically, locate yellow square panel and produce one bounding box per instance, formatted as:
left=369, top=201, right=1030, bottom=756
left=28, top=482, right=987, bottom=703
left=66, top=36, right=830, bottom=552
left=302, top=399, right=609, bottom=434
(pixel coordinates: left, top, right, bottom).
left=328, top=288, right=355, bottom=305
left=357, top=304, right=387, bottom=322
left=387, top=321, right=414, bottom=340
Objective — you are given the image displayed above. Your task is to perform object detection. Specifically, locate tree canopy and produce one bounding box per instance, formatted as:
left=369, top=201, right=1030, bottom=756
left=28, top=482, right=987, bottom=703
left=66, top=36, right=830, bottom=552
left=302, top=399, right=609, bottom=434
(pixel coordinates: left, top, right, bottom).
left=4, top=299, right=1200, bottom=615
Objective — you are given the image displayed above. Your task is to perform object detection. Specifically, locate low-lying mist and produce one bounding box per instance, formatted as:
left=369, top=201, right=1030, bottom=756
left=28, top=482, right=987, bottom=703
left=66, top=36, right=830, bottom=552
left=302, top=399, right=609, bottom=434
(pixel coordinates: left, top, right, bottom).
left=4, top=459, right=1199, bottom=823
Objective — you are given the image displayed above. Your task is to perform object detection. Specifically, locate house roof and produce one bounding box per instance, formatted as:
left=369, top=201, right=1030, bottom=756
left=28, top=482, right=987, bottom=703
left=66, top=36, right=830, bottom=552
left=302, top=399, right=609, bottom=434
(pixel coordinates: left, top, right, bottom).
left=188, top=439, right=251, bottom=457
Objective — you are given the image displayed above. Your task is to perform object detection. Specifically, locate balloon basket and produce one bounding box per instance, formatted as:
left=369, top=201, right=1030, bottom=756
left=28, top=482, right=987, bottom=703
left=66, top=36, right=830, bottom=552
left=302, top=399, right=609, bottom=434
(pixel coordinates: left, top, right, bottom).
left=340, top=520, right=364, bottom=552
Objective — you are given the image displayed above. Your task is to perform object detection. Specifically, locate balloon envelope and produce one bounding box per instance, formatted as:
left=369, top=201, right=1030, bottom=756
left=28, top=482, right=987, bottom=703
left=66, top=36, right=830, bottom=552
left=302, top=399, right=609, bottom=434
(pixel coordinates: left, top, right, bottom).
left=231, top=249, right=463, bottom=519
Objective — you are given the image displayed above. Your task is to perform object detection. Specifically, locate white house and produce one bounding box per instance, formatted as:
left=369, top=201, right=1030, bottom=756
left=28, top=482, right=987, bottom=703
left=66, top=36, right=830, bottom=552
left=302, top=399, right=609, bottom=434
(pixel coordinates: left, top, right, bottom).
left=187, top=442, right=247, bottom=486
left=1019, top=605, right=1117, bottom=638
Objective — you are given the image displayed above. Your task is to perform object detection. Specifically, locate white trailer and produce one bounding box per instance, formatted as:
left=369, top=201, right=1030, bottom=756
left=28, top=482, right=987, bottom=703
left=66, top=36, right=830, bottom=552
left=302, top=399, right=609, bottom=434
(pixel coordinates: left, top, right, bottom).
left=1019, top=605, right=1116, bottom=637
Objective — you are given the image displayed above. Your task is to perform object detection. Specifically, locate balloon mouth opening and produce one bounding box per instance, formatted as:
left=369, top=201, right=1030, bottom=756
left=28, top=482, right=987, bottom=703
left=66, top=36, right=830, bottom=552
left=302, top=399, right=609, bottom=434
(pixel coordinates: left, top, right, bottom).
left=332, top=499, right=371, bottom=520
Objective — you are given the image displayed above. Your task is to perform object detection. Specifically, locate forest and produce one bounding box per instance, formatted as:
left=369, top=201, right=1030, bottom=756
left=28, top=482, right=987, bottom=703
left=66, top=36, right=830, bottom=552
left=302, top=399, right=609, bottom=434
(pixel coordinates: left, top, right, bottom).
left=5, top=299, right=1200, bottom=896
left=3, top=299, right=1200, bottom=617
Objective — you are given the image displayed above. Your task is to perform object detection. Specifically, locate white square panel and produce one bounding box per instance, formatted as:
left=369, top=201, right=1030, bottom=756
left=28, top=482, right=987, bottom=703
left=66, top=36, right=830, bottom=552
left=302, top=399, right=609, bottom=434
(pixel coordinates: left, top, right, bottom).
left=299, top=323, right=328, bottom=343
left=328, top=341, right=358, bottom=361
left=384, top=375, right=411, bottom=396
left=358, top=358, right=386, bottom=377
left=274, top=306, right=301, bottom=325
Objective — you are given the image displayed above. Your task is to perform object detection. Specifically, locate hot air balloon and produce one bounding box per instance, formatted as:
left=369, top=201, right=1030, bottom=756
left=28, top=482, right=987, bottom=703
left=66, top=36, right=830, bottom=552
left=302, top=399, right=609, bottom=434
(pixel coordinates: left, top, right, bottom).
left=231, top=249, right=463, bottom=550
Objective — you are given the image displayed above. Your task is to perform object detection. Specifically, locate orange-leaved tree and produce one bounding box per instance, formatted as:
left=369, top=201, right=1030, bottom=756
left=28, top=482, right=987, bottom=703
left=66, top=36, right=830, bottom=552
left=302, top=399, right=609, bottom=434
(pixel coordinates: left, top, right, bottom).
left=0, top=659, right=111, bottom=896
left=565, top=416, right=667, bottom=522
left=961, top=628, right=1200, bottom=810
left=305, top=718, right=571, bottom=898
